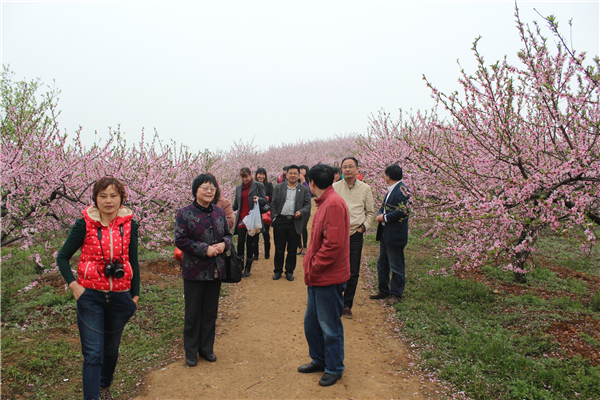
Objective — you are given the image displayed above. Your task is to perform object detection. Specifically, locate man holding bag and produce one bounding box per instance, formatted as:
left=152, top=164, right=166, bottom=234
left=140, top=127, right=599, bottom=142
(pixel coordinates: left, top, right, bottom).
left=232, top=167, right=269, bottom=277
left=270, top=164, right=311, bottom=281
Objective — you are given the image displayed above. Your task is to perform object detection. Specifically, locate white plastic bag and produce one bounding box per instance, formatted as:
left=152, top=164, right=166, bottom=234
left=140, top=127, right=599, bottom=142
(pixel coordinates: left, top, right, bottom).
left=242, top=200, right=262, bottom=236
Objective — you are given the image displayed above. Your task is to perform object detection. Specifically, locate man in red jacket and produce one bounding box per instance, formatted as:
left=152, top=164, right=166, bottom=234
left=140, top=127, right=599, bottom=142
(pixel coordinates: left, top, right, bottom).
left=298, top=164, right=350, bottom=387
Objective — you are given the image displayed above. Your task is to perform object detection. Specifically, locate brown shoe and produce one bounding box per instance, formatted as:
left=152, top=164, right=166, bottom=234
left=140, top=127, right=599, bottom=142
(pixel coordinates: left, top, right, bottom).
left=388, top=295, right=401, bottom=305
left=342, top=308, right=353, bottom=319
left=369, top=292, right=389, bottom=300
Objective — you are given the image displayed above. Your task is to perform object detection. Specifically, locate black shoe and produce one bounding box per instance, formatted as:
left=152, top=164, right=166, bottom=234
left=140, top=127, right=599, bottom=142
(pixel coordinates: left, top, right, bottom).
left=253, top=255, right=259, bottom=261
left=201, top=353, right=217, bottom=362
left=265, top=252, right=270, bottom=260
left=243, top=259, right=253, bottom=277
left=286, top=273, right=294, bottom=281
left=369, top=292, right=389, bottom=300
left=273, top=272, right=282, bottom=280
left=297, top=362, right=325, bottom=373
left=319, top=373, right=342, bottom=386
left=186, top=358, right=198, bottom=367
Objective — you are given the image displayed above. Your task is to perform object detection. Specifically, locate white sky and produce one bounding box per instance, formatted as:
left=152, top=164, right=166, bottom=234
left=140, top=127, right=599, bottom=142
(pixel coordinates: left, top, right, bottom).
left=2, top=1, right=599, bottom=153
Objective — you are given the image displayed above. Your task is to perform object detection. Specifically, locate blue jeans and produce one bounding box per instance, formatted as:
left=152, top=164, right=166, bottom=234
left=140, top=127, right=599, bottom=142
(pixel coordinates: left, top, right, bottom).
left=304, top=284, right=346, bottom=375
left=377, top=240, right=406, bottom=299
left=77, top=289, right=137, bottom=400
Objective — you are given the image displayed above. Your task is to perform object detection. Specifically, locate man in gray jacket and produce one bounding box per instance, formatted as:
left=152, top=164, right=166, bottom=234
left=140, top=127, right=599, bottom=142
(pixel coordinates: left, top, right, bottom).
left=270, top=164, right=311, bottom=281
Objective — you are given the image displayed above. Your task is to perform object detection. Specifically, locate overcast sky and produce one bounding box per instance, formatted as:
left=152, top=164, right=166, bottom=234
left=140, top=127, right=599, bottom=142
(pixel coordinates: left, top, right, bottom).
left=2, top=1, right=598, bottom=153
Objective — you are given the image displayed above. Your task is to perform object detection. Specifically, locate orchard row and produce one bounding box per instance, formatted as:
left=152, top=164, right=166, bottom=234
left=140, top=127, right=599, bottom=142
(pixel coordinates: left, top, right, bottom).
left=2, top=10, right=598, bottom=280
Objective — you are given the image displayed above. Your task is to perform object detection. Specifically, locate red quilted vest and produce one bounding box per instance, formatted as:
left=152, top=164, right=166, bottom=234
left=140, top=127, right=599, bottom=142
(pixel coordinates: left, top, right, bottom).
left=77, top=205, right=134, bottom=291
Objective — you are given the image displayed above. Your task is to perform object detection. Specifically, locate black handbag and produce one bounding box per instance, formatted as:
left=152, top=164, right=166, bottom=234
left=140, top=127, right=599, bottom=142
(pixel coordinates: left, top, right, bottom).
left=223, top=246, right=243, bottom=283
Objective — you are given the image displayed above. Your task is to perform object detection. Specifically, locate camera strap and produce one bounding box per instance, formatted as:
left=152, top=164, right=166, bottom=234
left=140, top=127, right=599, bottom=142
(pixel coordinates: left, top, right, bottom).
left=96, top=224, right=125, bottom=265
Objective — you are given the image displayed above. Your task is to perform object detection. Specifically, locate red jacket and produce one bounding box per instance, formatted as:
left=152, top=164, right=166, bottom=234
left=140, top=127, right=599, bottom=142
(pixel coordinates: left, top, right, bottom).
left=77, top=205, right=134, bottom=291
left=303, top=186, right=350, bottom=286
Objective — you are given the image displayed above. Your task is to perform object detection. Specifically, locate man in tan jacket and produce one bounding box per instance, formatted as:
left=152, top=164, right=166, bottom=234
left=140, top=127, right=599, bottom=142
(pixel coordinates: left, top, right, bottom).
left=333, top=157, right=375, bottom=319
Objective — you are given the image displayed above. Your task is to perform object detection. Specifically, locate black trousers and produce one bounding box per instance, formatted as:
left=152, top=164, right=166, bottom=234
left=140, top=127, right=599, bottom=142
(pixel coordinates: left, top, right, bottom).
left=183, top=279, right=222, bottom=361
left=253, top=224, right=271, bottom=257
left=298, top=217, right=309, bottom=249
left=273, top=218, right=300, bottom=274
left=343, top=231, right=364, bottom=309
left=237, top=227, right=259, bottom=261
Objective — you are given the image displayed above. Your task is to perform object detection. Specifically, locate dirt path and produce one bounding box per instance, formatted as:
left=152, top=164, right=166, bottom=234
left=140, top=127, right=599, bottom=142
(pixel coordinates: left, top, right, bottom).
left=134, top=219, right=444, bottom=399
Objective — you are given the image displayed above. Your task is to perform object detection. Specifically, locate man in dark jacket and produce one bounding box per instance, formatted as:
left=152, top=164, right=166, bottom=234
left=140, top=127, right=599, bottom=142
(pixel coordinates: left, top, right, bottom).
left=270, top=164, right=311, bottom=281
left=369, top=164, right=411, bottom=305
left=297, top=164, right=350, bottom=387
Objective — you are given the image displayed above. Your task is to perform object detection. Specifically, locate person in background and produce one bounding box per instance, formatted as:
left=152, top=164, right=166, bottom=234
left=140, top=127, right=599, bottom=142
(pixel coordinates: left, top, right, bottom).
left=333, top=157, right=375, bottom=319
left=270, top=164, right=311, bottom=281
left=298, top=164, right=350, bottom=387
left=175, top=174, right=232, bottom=367
left=209, top=172, right=234, bottom=230
left=253, top=167, right=273, bottom=260
left=232, top=167, right=269, bottom=277
left=297, top=164, right=312, bottom=255
left=56, top=176, right=139, bottom=400
left=333, top=166, right=342, bottom=182
left=369, top=164, right=411, bottom=305
left=277, top=166, right=289, bottom=184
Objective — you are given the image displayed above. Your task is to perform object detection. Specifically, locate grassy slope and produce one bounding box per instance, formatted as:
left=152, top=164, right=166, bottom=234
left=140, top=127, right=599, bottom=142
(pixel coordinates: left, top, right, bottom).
left=1, top=245, right=189, bottom=399
left=363, top=224, right=600, bottom=399
left=2, top=228, right=599, bottom=399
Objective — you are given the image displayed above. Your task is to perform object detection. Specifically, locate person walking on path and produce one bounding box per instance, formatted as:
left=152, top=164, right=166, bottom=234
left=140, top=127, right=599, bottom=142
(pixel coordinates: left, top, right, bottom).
left=369, top=164, right=411, bottom=305
left=232, top=167, right=269, bottom=277
left=56, top=176, right=139, bottom=400
left=298, top=164, right=350, bottom=387
left=253, top=167, right=273, bottom=260
left=270, top=164, right=311, bottom=281
left=333, top=156, right=375, bottom=319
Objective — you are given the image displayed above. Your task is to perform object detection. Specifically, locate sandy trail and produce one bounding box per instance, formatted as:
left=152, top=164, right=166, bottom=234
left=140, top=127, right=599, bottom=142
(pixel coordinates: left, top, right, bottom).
left=134, top=224, right=442, bottom=399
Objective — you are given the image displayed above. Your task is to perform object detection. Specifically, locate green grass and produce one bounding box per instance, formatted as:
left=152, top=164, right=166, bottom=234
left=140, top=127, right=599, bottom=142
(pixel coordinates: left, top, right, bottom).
left=364, top=224, right=600, bottom=400
left=0, top=241, right=217, bottom=399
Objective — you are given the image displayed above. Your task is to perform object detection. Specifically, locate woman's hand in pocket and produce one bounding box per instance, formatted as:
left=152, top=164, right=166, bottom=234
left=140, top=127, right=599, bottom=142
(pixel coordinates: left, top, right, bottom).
left=69, top=281, right=86, bottom=300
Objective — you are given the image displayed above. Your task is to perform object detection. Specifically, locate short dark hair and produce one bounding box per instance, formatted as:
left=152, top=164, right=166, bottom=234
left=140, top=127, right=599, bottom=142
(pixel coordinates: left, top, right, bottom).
left=93, top=176, right=127, bottom=207
left=287, top=164, right=300, bottom=173
left=255, top=167, right=269, bottom=183
left=192, top=174, right=217, bottom=198
left=307, top=164, right=334, bottom=190
left=341, top=157, right=359, bottom=167
left=283, top=166, right=289, bottom=172
left=239, top=167, right=251, bottom=177
left=385, top=164, right=403, bottom=181
left=333, top=166, right=342, bottom=175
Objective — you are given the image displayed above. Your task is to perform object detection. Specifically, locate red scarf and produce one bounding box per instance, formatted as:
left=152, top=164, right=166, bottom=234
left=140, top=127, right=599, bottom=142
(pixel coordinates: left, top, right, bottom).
left=238, top=180, right=252, bottom=228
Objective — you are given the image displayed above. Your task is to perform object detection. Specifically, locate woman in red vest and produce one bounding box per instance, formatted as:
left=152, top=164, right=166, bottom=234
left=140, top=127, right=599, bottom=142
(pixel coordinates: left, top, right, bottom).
left=57, top=176, right=139, bottom=400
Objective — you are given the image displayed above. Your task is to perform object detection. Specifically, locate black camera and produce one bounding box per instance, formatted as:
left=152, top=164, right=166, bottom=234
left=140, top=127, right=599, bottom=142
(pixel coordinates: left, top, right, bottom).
left=104, top=262, right=125, bottom=279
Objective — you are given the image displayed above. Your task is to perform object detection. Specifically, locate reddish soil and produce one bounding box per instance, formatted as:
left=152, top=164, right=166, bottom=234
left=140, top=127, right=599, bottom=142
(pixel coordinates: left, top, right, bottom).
left=453, top=264, right=600, bottom=366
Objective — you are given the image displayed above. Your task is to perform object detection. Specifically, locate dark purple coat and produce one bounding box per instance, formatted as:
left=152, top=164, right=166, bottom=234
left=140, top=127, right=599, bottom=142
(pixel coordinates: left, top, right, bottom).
left=175, top=204, right=233, bottom=281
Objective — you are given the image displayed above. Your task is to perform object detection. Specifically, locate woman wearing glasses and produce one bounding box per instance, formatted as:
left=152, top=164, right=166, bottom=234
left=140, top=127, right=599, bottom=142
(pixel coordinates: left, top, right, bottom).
left=175, top=174, right=233, bottom=366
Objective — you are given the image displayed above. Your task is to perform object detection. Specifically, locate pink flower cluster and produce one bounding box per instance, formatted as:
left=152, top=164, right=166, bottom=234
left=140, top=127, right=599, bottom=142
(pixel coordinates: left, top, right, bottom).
left=359, top=11, right=599, bottom=278
left=1, top=74, right=357, bottom=260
